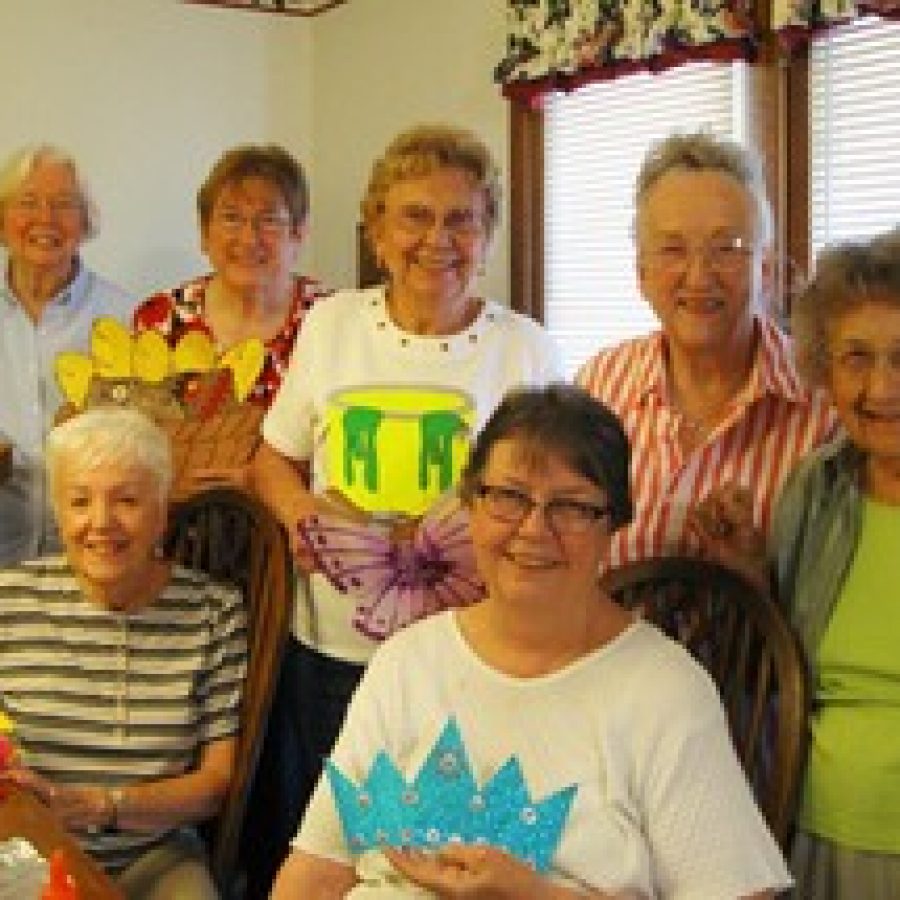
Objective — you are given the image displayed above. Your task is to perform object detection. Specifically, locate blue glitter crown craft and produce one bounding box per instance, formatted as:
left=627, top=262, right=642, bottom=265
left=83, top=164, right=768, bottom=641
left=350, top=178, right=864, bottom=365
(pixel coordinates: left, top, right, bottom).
left=325, top=718, right=577, bottom=873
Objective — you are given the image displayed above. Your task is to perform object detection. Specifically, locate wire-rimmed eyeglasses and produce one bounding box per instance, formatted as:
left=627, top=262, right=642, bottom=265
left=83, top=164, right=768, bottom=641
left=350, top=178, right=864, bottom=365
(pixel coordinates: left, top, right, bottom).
left=389, top=202, right=485, bottom=239
left=9, top=194, right=83, bottom=217
left=642, top=233, right=753, bottom=274
left=211, top=208, right=293, bottom=237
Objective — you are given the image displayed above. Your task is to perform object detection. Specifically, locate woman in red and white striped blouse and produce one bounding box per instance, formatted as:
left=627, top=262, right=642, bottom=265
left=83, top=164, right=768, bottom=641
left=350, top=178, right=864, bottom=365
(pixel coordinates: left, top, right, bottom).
left=577, top=131, right=837, bottom=575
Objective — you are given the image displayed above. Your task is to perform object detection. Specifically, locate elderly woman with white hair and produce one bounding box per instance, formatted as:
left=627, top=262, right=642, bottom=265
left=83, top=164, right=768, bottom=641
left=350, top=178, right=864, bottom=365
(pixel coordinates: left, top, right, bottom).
left=0, top=144, right=133, bottom=565
left=0, top=407, right=247, bottom=900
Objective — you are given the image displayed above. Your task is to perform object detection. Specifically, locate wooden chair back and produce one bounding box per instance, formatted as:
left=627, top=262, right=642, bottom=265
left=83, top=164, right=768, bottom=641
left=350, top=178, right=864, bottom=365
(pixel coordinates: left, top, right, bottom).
left=605, top=557, right=808, bottom=848
left=165, top=487, right=293, bottom=896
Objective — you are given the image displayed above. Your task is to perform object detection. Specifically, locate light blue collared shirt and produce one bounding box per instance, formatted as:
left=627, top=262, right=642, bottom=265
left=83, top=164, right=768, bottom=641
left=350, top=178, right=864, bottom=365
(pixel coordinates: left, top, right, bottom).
left=0, top=259, right=133, bottom=564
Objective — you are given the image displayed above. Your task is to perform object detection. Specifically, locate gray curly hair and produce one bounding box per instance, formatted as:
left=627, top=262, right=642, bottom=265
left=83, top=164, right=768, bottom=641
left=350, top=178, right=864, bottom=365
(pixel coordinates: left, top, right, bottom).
left=634, top=131, right=773, bottom=246
left=791, top=227, right=900, bottom=385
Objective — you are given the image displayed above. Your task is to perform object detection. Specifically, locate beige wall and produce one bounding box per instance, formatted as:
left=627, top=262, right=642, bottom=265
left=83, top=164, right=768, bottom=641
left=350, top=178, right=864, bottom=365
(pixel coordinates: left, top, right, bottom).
left=309, top=0, right=510, bottom=302
left=0, top=1, right=509, bottom=302
left=0, top=0, right=314, bottom=298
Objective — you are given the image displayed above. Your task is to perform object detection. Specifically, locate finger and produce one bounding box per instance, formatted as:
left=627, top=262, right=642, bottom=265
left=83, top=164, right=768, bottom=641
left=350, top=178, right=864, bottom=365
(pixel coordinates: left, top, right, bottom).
left=436, top=843, right=490, bottom=868
left=384, top=847, right=451, bottom=890
left=717, top=490, right=754, bottom=524
left=289, top=533, right=319, bottom=573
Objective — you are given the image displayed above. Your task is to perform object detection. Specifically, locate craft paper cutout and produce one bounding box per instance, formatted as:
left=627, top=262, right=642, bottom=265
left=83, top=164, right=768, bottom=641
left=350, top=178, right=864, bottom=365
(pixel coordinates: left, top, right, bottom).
left=0, top=710, right=18, bottom=769
left=90, top=318, right=132, bottom=378
left=53, top=316, right=267, bottom=498
left=133, top=330, right=171, bottom=383
left=326, top=718, right=577, bottom=873
left=324, top=386, right=475, bottom=517
left=173, top=330, right=217, bottom=374
left=298, top=492, right=484, bottom=641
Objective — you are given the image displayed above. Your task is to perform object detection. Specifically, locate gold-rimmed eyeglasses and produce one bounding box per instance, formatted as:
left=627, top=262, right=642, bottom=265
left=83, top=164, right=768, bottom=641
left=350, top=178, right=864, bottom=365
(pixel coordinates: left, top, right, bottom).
left=211, top=209, right=293, bottom=237
left=389, top=202, right=485, bottom=239
left=474, top=483, right=610, bottom=535
left=642, top=234, right=753, bottom=274
left=9, top=194, right=83, bottom=217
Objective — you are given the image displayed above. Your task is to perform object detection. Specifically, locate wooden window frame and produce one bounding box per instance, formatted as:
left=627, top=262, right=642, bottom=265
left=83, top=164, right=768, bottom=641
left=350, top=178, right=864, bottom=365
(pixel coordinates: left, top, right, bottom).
left=509, top=46, right=812, bottom=321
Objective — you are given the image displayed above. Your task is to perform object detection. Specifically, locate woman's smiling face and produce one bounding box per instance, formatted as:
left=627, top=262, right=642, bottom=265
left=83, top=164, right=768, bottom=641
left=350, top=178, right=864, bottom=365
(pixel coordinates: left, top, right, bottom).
left=372, top=167, right=489, bottom=311
left=54, top=460, right=167, bottom=603
left=468, top=437, right=612, bottom=610
left=827, top=297, right=900, bottom=465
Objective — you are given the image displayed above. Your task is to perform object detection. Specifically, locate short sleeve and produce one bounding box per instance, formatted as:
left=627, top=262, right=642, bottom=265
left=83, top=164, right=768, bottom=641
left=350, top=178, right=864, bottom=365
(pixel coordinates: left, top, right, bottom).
left=196, top=581, right=247, bottom=744
left=260, top=305, right=322, bottom=462
left=293, top=638, right=407, bottom=863
left=641, top=675, right=792, bottom=898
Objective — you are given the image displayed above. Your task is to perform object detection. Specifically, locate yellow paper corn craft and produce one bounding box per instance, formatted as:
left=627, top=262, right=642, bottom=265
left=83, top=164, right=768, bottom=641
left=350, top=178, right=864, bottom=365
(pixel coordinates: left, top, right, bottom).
left=0, top=709, right=17, bottom=768
left=55, top=317, right=264, bottom=412
left=53, top=317, right=267, bottom=499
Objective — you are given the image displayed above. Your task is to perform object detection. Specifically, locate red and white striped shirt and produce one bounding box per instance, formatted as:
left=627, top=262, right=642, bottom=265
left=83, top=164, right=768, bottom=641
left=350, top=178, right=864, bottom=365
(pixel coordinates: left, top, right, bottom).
left=577, top=318, right=838, bottom=573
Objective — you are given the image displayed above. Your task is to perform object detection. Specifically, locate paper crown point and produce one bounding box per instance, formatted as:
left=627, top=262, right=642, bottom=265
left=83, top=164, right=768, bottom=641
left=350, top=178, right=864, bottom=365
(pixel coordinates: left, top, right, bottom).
left=326, top=717, right=577, bottom=873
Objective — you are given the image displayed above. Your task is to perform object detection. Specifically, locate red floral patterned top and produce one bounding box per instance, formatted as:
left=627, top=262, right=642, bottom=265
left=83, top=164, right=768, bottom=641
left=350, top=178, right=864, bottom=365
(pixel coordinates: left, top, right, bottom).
left=133, top=273, right=330, bottom=407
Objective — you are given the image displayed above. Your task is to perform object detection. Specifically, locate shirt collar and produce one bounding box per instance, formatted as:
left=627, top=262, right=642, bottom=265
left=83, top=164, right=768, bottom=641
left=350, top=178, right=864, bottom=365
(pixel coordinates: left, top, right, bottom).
left=636, top=316, right=810, bottom=409
left=1, top=257, right=87, bottom=311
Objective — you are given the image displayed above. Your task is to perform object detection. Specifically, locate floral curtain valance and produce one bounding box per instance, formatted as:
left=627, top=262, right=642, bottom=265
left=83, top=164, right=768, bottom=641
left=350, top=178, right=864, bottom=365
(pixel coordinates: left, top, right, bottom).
left=496, top=0, right=900, bottom=101
left=496, top=0, right=758, bottom=103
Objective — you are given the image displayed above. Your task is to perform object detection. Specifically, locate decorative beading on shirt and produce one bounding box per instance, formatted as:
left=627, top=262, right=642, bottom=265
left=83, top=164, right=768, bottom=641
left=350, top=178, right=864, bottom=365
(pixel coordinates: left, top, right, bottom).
left=326, top=717, right=577, bottom=873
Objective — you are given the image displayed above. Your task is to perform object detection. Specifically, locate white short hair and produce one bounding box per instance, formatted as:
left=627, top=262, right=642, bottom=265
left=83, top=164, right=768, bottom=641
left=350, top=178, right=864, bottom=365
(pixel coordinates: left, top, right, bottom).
left=634, top=130, right=773, bottom=246
left=0, top=144, right=99, bottom=242
left=46, top=408, right=172, bottom=502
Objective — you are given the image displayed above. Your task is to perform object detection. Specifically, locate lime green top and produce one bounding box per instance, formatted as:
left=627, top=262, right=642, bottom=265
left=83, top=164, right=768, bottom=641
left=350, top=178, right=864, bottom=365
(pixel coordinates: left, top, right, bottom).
left=800, top=498, right=900, bottom=852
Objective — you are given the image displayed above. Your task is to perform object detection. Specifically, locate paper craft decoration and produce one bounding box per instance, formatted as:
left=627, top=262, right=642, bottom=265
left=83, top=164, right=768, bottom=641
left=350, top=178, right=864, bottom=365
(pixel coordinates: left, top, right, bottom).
left=326, top=718, right=577, bottom=873
left=0, top=710, right=17, bottom=769
left=298, top=493, right=484, bottom=640
left=54, top=317, right=266, bottom=498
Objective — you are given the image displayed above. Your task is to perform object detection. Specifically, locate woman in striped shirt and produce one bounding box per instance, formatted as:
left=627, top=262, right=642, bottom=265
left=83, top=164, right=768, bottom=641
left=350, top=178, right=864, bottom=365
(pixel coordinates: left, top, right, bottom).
left=0, top=408, right=247, bottom=899
left=577, top=131, right=836, bottom=576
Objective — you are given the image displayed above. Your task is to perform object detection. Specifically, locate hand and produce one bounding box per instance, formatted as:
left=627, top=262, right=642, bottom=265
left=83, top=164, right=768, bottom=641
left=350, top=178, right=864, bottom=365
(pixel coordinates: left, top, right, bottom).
left=1, top=766, right=112, bottom=833
left=384, top=844, right=547, bottom=899
left=687, top=485, right=768, bottom=593
left=290, top=525, right=320, bottom=574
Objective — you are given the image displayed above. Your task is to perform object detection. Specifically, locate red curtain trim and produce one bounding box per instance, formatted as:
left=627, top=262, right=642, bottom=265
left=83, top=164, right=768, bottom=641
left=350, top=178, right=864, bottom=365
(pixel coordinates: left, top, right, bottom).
left=501, top=38, right=755, bottom=106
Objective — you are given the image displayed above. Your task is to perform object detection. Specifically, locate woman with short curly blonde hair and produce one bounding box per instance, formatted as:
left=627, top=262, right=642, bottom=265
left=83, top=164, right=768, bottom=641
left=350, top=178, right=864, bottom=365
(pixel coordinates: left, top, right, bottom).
left=361, top=124, right=501, bottom=248
left=251, top=122, right=560, bottom=893
left=791, top=226, right=900, bottom=385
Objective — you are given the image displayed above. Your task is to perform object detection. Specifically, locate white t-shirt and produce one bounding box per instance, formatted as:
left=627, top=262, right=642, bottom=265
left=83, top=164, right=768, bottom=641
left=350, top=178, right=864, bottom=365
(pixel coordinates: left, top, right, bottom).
left=262, top=287, right=562, bottom=663
left=297, top=614, right=792, bottom=898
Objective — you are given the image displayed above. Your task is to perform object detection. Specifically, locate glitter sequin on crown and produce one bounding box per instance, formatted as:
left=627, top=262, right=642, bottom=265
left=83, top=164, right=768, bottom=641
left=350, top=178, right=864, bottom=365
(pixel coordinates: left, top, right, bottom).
left=326, top=718, right=577, bottom=873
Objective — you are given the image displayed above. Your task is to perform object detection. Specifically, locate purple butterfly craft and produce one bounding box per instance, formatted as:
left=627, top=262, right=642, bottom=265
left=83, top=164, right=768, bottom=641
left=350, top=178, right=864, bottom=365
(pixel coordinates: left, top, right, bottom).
left=297, top=494, right=485, bottom=640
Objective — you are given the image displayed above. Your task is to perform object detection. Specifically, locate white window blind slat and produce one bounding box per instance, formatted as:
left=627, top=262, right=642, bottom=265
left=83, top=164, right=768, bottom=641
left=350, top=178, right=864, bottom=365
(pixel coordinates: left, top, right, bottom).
left=545, top=64, right=746, bottom=377
left=810, top=17, right=900, bottom=256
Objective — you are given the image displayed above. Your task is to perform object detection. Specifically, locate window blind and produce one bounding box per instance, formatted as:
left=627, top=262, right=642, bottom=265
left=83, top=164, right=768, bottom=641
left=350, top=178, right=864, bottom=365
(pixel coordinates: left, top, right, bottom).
left=544, top=64, right=746, bottom=376
left=810, top=17, right=900, bottom=257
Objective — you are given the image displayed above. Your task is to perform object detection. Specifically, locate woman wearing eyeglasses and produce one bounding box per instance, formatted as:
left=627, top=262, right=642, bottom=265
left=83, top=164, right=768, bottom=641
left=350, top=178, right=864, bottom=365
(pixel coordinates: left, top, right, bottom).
left=272, top=384, right=790, bottom=899
left=133, top=144, right=329, bottom=413
left=251, top=124, right=560, bottom=894
left=766, top=229, right=900, bottom=899
left=0, top=144, right=132, bottom=566
left=576, top=132, right=835, bottom=579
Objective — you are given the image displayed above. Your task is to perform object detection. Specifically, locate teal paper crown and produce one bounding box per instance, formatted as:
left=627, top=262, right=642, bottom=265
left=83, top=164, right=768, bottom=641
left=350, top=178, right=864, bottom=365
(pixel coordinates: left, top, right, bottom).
left=326, top=718, right=577, bottom=873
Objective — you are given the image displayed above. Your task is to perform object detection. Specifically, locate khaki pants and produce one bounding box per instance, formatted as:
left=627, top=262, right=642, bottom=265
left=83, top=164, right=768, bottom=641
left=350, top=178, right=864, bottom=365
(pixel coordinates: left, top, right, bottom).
left=117, top=830, right=218, bottom=900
